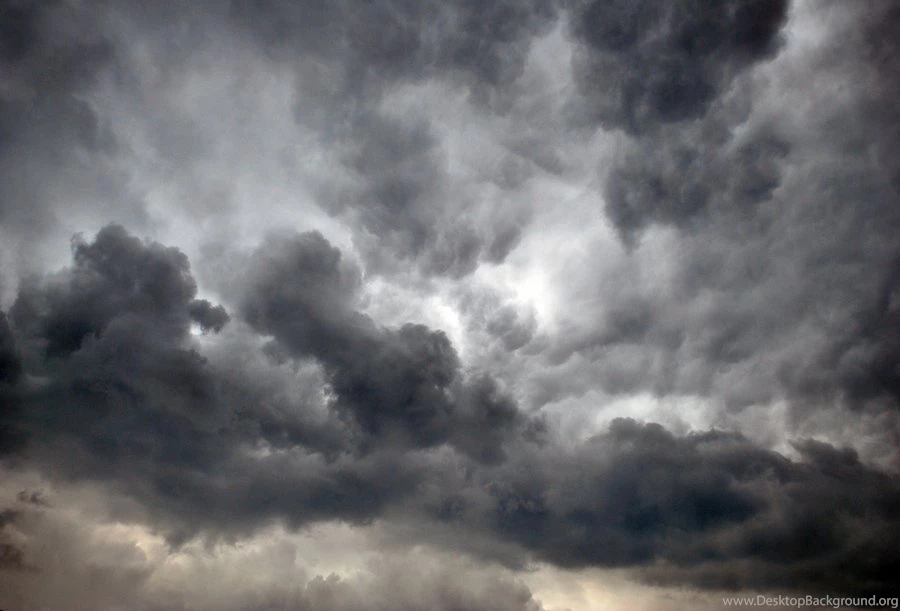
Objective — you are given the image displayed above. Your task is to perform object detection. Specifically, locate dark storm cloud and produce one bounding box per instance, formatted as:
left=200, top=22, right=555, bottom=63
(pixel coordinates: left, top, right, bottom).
left=0, top=0, right=114, bottom=150
left=1, top=226, right=417, bottom=539
left=236, top=0, right=558, bottom=97
left=6, top=225, right=235, bottom=497
left=340, top=114, right=456, bottom=273
left=2, top=0, right=900, bottom=605
left=0, top=311, right=24, bottom=454
left=0, top=226, right=526, bottom=542
left=187, top=299, right=230, bottom=334
left=11, top=225, right=205, bottom=356
left=3, top=227, right=900, bottom=596
left=430, top=419, right=900, bottom=596
left=583, top=0, right=793, bottom=240
left=0, top=311, right=21, bottom=386
left=637, top=438, right=900, bottom=596
left=566, top=0, right=788, bottom=134
left=604, top=117, right=789, bottom=241
left=15, top=489, right=48, bottom=507
left=240, top=230, right=535, bottom=463
left=789, top=1, right=900, bottom=417
left=231, top=0, right=791, bottom=281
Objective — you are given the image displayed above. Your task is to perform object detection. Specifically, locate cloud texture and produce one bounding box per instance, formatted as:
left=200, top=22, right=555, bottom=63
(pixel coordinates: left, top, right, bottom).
left=1, top=0, right=899, bottom=608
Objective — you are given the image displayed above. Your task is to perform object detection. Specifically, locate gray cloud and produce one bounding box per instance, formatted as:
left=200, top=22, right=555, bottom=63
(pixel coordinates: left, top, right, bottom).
left=2, top=227, right=408, bottom=539
left=0, top=507, right=28, bottom=572
left=604, top=116, right=789, bottom=241
left=11, top=225, right=211, bottom=357
left=530, top=2, right=900, bottom=465
left=0, top=0, right=557, bottom=286
left=0, top=311, right=24, bottom=454
left=309, top=102, right=534, bottom=279
left=512, top=421, right=900, bottom=597
left=3, top=228, right=900, bottom=598
left=236, top=0, right=558, bottom=95
left=240, top=230, right=537, bottom=463
left=0, top=0, right=145, bottom=290
left=257, top=1, right=559, bottom=278
left=0, top=495, right=548, bottom=611
left=566, top=0, right=788, bottom=134
left=0, top=311, right=21, bottom=386
left=2, top=0, right=900, bottom=606
left=0, top=226, right=530, bottom=544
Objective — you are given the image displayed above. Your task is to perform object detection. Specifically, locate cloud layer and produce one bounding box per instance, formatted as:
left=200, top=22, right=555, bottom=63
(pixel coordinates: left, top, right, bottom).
left=1, top=0, right=899, bottom=608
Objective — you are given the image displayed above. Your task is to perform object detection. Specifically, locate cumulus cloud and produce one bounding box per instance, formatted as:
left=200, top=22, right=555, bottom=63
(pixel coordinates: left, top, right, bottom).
left=239, top=230, right=537, bottom=462
left=2, top=226, right=900, bottom=602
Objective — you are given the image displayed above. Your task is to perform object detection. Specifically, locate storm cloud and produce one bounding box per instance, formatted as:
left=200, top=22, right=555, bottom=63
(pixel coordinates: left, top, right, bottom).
left=567, top=0, right=788, bottom=133
left=1, top=0, right=899, bottom=609
left=239, top=229, right=535, bottom=462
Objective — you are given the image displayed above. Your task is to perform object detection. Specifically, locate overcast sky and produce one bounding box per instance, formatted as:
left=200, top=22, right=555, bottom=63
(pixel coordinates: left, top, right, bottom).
left=1, top=0, right=899, bottom=609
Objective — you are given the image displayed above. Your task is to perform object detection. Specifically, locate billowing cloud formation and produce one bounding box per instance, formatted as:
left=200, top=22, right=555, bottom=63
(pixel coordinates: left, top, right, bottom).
left=2, top=226, right=900, bottom=604
left=1, top=0, right=900, bottom=608
left=528, top=1, right=900, bottom=450
left=2, top=227, right=424, bottom=539
left=232, top=0, right=559, bottom=277
left=12, top=225, right=211, bottom=356
left=481, top=421, right=900, bottom=597
left=567, top=0, right=788, bottom=133
left=604, top=118, right=789, bottom=239
left=335, top=111, right=530, bottom=277
left=240, top=230, right=535, bottom=462
left=235, top=0, right=558, bottom=98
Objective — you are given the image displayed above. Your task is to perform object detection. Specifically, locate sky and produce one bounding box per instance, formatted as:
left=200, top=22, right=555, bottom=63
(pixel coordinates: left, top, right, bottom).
left=0, top=0, right=899, bottom=609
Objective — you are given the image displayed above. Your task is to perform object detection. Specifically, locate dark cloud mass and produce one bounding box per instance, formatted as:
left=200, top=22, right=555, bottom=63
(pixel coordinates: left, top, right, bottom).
left=240, top=230, right=534, bottom=462
left=1, top=0, right=900, bottom=608
left=567, top=0, right=788, bottom=134
left=0, top=311, right=24, bottom=453
left=486, top=421, right=900, bottom=597
left=3, top=223, right=899, bottom=601
left=604, top=119, right=790, bottom=239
